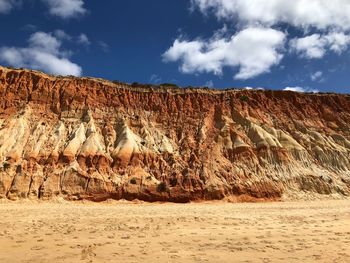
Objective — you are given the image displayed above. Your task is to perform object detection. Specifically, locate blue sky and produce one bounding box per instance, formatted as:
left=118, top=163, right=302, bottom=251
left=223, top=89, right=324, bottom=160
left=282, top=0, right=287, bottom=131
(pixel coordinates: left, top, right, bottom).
left=0, top=0, right=349, bottom=93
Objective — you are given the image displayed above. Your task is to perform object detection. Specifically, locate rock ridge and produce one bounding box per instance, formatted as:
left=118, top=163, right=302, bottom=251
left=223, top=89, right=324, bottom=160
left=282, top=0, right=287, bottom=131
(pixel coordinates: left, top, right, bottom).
left=0, top=66, right=350, bottom=202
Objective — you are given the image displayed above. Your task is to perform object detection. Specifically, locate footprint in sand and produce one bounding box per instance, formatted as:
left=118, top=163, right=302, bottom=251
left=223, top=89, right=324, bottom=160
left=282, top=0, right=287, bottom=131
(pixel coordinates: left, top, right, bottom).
left=31, top=245, right=45, bottom=250
left=81, top=245, right=97, bottom=261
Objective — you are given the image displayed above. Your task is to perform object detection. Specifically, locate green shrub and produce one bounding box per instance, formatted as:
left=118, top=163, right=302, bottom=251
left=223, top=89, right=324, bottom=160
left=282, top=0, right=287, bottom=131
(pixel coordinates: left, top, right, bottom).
left=169, top=177, right=177, bottom=187
left=160, top=83, right=179, bottom=88
left=157, top=182, right=167, bottom=192
left=130, top=177, right=137, bottom=184
left=3, top=162, right=10, bottom=170
left=240, top=95, right=249, bottom=102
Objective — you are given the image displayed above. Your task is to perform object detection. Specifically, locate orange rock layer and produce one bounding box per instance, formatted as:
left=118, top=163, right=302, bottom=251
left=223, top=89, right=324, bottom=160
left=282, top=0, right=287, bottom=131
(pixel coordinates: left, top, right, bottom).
left=0, top=66, right=350, bottom=202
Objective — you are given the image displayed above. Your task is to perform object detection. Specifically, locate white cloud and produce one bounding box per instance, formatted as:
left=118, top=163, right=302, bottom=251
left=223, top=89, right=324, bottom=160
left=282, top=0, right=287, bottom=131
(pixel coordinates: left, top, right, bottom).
left=244, top=86, right=265, bottom=90
left=98, top=41, right=109, bottom=52
left=325, top=32, right=350, bottom=53
left=166, top=0, right=350, bottom=79
left=22, top=24, right=38, bottom=32
left=150, top=74, right=162, bottom=84
left=0, top=0, right=18, bottom=14
left=77, top=33, right=90, bottom=46
left=41, top=0, right=86, bottom=19
left=290, top=32, right=350, bottom=59
left=283, top=86, right=319, bottom=93
left=54, top=30, right=91, bottom=47
left=0, top=31, right=82, bottom=76
left=204, top=80, right=214, bottom=88
left=191, top=0, right=350, bottom=31
left=290, top=34, right=326, bottom=59
left=284, top=87, right=305, bottom=92
left=29, top=32, right=61, bottom=54
left=1, top=0, right=87, bottom=18
left=163, top=27, right=285, bottom=80
left=311, top=71, right=323, bottom=82
left=54, top=29, right=72, bottom=40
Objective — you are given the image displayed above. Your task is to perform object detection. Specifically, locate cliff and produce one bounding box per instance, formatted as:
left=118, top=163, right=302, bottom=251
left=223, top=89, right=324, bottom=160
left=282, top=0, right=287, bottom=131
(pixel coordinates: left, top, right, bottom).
left=0, top=66, right=350, bottom=202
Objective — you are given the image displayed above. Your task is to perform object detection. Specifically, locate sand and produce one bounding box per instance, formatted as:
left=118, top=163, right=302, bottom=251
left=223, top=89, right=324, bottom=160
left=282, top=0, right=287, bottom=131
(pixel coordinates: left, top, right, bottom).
left=0, top=200, right=349, bottom=263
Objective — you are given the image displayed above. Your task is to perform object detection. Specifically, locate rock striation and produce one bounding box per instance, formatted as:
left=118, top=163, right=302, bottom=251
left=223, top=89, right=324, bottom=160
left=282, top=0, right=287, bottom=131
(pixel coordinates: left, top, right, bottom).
left=0, top=66, right=350, bottom=202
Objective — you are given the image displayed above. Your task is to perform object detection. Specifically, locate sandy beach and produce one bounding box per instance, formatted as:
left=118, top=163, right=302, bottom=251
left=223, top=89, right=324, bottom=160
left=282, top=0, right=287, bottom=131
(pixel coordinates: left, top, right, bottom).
left=0, top=200, right=349, bottom=263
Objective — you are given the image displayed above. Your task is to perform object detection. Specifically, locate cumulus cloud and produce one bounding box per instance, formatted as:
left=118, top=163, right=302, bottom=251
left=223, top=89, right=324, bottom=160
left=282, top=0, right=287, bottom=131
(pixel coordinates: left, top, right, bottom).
left=1, top=0, right=87, bottom=18
left=244, top=87, right=265, bottom=90
left=0, top=31, right=82, bottom=76
left=284, top=87, right=305, bottom=92
left=311, top=71, right=323, bottom=82
left=290, top=32, right=350, bottom=59
left=54, top=30, right=90, bottom=47
left=191, top=0, right=350, bottom=31
left=41, top=0, right=86, bottom=19
left=283, top=87, right=319, bottom=93
left=77, top=33, right=90, bottom=46
left=290, top=34, right=326, bottom=59
left=163, top=27, right=286, bottom=80
left=324, top=32, right=350, bottom=53
left=98, top=41, right=109, bottom=52
left=0, top=0, right=18, bottom=14
left=54, top=29, right=72, bottom=40
left=204, top=80, right=214, bottom=88
left=165, top=0, right=350, bottom=79
left=22, top=24, right=38, bottom=32
left=150, top=74, right=162, bottom=84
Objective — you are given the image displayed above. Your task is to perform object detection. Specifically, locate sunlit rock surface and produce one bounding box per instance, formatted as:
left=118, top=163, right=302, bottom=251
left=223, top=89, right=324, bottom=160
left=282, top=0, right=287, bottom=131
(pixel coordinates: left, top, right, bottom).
left=0, top=66, right=349, bottom=202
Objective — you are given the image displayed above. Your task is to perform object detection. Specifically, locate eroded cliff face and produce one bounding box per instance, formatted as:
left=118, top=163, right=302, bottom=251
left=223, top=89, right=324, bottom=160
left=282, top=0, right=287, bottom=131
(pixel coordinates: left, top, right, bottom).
left=0, top=66, right=350, bottom=202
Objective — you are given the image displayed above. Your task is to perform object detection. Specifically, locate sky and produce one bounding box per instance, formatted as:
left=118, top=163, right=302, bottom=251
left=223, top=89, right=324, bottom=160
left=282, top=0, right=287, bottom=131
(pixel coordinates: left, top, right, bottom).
left=0, top=0, right=349, bottom=93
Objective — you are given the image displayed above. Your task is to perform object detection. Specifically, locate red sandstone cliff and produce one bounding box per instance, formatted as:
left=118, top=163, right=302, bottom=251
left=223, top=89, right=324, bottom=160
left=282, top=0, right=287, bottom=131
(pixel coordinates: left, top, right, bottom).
left=0, top=66, right=350, bottom=202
